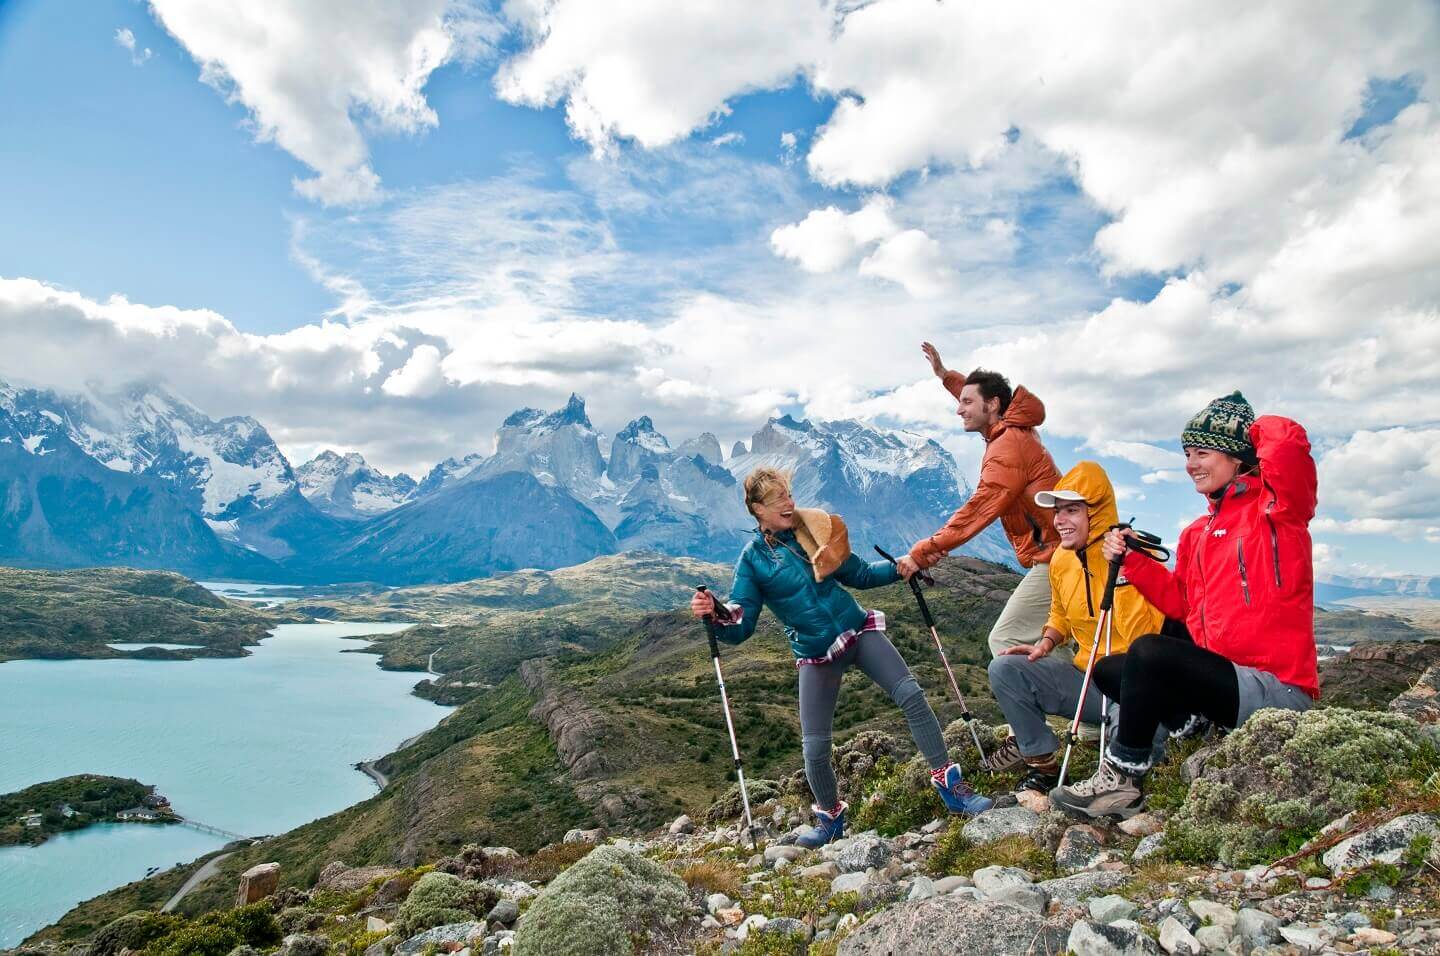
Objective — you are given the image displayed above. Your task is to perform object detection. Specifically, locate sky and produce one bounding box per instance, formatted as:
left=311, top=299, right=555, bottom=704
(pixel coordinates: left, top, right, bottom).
left=1, top=0, right=1438, bottom=577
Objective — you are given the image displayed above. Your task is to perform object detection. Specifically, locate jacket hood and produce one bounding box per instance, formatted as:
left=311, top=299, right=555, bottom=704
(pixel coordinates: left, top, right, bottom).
left=988, top=386, right=1045, bottom=438
left=1053, top=460, right=1119, bottom=549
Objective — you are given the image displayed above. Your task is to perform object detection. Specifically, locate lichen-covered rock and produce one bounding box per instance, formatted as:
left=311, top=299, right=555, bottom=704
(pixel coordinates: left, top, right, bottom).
left=512, top=845, right=691, bottom=956
left=276, top=934, right=329, bottom=956
left=1164, top=707, right=1429, bottom=865
left=837, top=897, right=1068, bottom=955
left=836, top=835, right=892, bottom=873
left=393, top=872, right=498, bottom=939
left=316, top=861, right=400, bottom=893
left=1068, top=919, right=1162, bottom=955
left=1320, top=813, right=1440, bottom=874
left=1035, top=870, right=1131, bottom=907
left=394, top=921, right=485, bottom=955
left=1390, top=666, right=1440, bottom=724
left=961, top=806, right=1042, bottom=844
left=1056, top=825, right=1110, bottom=872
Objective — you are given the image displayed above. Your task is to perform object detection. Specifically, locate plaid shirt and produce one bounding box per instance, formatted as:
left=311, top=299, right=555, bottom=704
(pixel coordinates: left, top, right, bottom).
left=794, top=609, right=886, bottom=667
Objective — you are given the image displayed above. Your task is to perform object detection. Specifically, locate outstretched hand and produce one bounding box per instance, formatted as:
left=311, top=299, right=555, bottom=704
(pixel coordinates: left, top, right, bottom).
left=921, top=341, right=946, bottom=378
left=1000, top=640, right=1052, bottom=662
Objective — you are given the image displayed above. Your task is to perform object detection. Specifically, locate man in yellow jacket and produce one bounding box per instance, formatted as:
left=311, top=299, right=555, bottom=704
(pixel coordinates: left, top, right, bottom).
left=985, top=461, right=1164, bottom=795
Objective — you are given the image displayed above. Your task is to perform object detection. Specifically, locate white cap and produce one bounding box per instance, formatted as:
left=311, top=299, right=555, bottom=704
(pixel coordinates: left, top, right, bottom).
left=1034, top=488, right=1088, bottom=508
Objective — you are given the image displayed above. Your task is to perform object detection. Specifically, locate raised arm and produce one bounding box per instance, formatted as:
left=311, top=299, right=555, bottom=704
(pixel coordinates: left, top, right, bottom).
left=1252, top=416, right=1316, bottom=523
left=832, top=552, right=901, bottom=590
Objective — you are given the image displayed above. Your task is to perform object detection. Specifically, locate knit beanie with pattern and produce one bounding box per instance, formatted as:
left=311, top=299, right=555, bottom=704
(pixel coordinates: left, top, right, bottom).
left=1181, top=391, right=1256, bottom=463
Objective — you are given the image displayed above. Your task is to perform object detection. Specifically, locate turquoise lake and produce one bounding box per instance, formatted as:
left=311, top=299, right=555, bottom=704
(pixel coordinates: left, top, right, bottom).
left=0, top=620, right=451, bottom=948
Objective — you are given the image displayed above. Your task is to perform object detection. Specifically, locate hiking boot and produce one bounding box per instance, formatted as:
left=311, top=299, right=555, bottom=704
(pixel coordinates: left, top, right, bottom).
left=1049, top=760, right=1145, bottom=821
left=986, top=735, right=1027, bottom=773
left=1017, top=766, right=1059, bottom=795
left=794, top=801, right=847, bottom=848
left=932, top=765, right=993, bottom=816
left=1167, top=713, right=1213, bottom=741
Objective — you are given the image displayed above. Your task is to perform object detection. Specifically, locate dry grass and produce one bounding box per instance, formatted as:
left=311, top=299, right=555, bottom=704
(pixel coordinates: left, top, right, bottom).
left=677, top=859, right=745, bottom=898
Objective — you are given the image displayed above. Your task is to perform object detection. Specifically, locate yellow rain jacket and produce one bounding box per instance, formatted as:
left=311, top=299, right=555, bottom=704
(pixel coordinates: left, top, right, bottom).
left=1044, top=461, right=1165, bottom=671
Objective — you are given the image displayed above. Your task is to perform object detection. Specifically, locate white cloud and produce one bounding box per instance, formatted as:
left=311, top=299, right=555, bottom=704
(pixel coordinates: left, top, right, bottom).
left=147, top=0, right=499, bottom=205
left=857, top=228, right=949, bottom=298
left=710, top=131, right=744, bottom=147
left=381, top=344, right=449, bottom=398
left=493, top=0, right=830, bottom=155
left=769, top=196, right=900, bottom=273
left=1091, top=440, right=1184, bottom=471
left=114, top=27, right=153, bottom=65
left=1317, top=427, right=1440, bottom=541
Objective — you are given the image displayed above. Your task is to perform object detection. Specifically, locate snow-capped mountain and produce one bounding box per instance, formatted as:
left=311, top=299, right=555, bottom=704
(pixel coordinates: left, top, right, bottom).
left=0, top=379, right=337, bottom=561
left=296, top=450, right=417, bottom=521
left=415, top=452, right=487, bottom=498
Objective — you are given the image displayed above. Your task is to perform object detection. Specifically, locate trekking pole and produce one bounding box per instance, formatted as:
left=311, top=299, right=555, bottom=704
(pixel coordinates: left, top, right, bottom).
left=874, top=546, right=990, bottom=770
left=696, top=585, right=758, bottom=852
left=1057, top=522, right=1171, bottom=787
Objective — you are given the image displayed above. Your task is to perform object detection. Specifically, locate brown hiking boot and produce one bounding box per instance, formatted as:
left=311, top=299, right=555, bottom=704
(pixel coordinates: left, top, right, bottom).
left=987, top=735, right=1027, bottom=773
left=1049, top=760, right=1145, bottom=821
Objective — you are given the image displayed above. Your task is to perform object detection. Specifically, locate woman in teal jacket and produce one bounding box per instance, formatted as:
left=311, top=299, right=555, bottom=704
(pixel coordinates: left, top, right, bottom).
left=690, top=467, right=991, bottom=847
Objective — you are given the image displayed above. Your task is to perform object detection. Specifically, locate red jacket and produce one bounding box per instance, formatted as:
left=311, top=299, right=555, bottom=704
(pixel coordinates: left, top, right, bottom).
left=910, top=375, right=1061, bottom=570
left=1122, top=416, right=1319, bottom=698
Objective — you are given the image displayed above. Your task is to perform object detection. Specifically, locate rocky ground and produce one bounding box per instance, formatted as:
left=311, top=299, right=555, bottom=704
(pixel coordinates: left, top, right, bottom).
left=11, top=664, right=1439, bottom=956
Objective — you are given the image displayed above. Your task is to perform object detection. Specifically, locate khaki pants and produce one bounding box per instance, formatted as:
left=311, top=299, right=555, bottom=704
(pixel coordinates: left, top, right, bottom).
left=987, top=562, right=1052, bottom=658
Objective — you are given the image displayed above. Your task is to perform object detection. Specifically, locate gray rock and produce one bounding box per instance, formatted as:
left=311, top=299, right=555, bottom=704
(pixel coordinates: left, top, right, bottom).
left=765, top=845, right=805, bottom=865
left=1056, top=825, right=1110, bottom=872
left=908, top=876, right=937, bottom=901
left=760, top=916, right=811, bottom=940
left=1237, top=908, right=1281, bottom=947
left=1090, top=895, right=1138, bottom=923
left=1157, top=917, right=1201, bottom=955
left=1131, top=833, right=1165, bottom=863
left=278, top=936, right=328, bottom=956
left=1194, top=924, right=1231, bottom=950
left=837, top=836, right=892, bottom=873
left=1187, top=899, right=1237, bottom=930
left=1278, top=924, right=1336, bottom=953
left=706, top=893, right=733, bottom=915
left=236, top=862, right=281, bottom=906
left=479, top=878, right=537, bottom=902
left=561, top=827, right=605, bottom=844
left=668, top=814, right=694, bottom=835
left=395, top=922, right=486, bottom=955
left=801, top=861, right=840, bottom=880
left=961, top=806, right=1042, bottom=844
left=1036, top=870, right=1131, bottom=907
left=1320, top=812, right=1440, bottom=874
left=837, top=897, right=1068, bottom=955
left=480, top=933, right=515, bottom=956
left=484, top=899, right=519, bottom=926
left=832, top=871, right=870, bottom=895
left=1337, top=911, right=1371, bottom=931
left=990, top=883, right=1047, bottom=914
left=972, top=864, right=1034, bottom=897
left=1068, top=919, right=1162, bottom=955
left=363, top=939, right=393, bottom=956
left=858, top=881, right=905, bottom=913
left=933, top=876, right=971, bottom=894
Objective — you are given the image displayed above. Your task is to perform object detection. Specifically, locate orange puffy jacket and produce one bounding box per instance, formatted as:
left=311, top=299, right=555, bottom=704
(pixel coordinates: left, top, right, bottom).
left=909, top=371, right=1062, bottom=570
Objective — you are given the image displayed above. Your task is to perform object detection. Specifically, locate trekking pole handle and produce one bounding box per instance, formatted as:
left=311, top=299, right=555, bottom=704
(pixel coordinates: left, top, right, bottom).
left=874, top=546, right=937, bottom=628
left=696, top=585, right=721, bottom=658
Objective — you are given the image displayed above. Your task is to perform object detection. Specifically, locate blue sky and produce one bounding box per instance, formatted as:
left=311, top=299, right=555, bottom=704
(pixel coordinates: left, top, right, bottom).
left=1, top=0, right=1438, bottom=577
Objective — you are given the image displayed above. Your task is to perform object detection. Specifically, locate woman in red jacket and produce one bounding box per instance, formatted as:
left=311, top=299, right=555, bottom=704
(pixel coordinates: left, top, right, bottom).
left=1051, top=392, right=1319, bottom=820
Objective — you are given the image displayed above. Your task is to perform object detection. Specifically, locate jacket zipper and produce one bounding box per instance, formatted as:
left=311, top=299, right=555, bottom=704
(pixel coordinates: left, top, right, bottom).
left=1077, top=550, right=1095, bottom=616
left=1266, top=501, right=1282, bottom=588
left=1236, top=538, right=1251, bottom=605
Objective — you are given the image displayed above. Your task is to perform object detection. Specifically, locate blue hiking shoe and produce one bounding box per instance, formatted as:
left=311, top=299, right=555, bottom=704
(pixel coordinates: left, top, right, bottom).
left=794, top=801, right=847, bottom=849
left=933, top=764, right=993, bottom=816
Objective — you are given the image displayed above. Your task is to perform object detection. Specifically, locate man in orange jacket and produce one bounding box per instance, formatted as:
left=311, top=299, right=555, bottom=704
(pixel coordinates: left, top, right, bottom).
left=897, top=343, right=1062, bottom=657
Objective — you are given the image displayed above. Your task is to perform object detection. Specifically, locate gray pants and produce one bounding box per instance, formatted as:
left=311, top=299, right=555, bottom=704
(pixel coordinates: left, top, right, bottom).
left=987, top=563, right=1052, bottom=657
left=988, top=653, right=1109, bottom=757
left=988, top=652, right=1169, bottom=760
left=1235, top=662, right=1312, bottom=726
left=798, top=631, right=949, bottom=809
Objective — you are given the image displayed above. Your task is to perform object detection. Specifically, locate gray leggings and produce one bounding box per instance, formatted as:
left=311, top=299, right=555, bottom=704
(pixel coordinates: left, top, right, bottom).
left=798, top=631, right=950, bottom=809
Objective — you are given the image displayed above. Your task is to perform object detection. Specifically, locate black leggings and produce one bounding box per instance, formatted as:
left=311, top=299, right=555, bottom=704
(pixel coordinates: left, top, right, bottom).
left=1093, top=633, right=1239, bottom=764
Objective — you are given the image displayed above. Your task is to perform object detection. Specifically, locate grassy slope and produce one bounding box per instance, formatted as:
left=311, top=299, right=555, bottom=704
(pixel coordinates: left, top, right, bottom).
left=0, top=566, right=275, bottom=662
left=29, top=555, right=1016, bottom=946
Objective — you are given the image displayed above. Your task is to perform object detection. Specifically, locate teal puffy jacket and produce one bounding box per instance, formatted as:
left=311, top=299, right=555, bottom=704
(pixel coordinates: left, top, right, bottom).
left=714, top=528, right=900, bottom=660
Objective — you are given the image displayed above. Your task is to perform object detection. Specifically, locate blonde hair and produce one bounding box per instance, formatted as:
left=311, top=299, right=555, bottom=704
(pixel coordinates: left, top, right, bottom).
left=743, top=467, right=793, bottom=516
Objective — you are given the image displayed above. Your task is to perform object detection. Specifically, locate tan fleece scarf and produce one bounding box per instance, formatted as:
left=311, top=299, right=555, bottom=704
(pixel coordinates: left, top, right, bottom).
left=792, top=508, right=852, bottom=582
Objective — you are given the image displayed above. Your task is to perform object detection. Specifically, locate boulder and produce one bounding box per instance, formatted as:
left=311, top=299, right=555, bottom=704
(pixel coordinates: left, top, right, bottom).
left=1187, top=899, right=1237, bottom=931
left=989, top=883, right=1047, bottom=914
left=836, top=836, right=892, bottom=873
left=1157, top=918, right=1201, bottom=955
left=317, top=861, right=400, bottom=893
left=961, top=807, right=1042, bottom=845
left=971, top=865, right=1034, bottom=897
left=512, top=846, right=691, bottom=956
left=485, top=899, right=519, bottom=926
left=561, top=828, right=605, bottom=845
left=831, top=871, right=870, bottom=895
left=395, top=922, right=485, bottom=955
left=1036, top=870, right=1131, bottom=907
left=837, top=897, right=1068, bottom=955
left=236, top=863, right=281, bottom=906
left=1166, top=708, right=1429, bottom=865
left=1067, top=919, right=1162, bottom=955
left=1056, top=825, right=1110, bottom=872
left=1089, top=895, right=1138, bottom=924
left=1321, top=813, right=1440, bottom=874
left=667, top=814, right=694, bottom=835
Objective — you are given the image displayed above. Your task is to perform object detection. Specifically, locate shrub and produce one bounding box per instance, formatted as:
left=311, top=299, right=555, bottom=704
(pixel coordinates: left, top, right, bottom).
left=514, top=846, right=692, bottom=956
left=140, top=901, right=281, bottom=956
left=393, top=871, right=497, bottom=939
left=850, top=757, right=944, bottom=837
left=1164, top=708, right=1429, bottom=865
left=87, top=911, right=182, bottom=956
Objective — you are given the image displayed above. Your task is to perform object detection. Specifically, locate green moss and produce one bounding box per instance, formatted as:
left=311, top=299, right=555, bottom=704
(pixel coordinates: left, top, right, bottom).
left=927, top=824, right=1055, bottom=879
left=513, top=846, right=692, bottom=956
